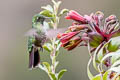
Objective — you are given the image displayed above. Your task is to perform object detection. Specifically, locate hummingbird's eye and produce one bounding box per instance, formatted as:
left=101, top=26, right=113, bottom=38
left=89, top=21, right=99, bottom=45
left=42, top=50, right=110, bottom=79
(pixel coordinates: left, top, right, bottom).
left=36, top=17, right=44, bottom=22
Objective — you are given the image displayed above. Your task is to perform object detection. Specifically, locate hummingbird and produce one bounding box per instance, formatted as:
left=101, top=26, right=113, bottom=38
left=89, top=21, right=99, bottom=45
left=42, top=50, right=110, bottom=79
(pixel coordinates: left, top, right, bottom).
left=27, top=14, right=67, bottom=69
left=27, top=14, right=50, bottom=69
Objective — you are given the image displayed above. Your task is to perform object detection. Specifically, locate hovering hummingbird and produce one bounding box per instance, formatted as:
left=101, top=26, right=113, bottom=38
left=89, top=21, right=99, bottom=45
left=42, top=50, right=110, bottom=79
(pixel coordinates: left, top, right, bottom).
left=26, top=14, right=67, bottom=69
left=27, top=14, right=50, bottom=69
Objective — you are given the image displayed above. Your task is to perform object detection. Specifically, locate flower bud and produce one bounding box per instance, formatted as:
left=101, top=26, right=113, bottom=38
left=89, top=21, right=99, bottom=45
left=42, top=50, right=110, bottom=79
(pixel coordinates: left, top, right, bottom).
left=106, top=15, right=117, bottom=22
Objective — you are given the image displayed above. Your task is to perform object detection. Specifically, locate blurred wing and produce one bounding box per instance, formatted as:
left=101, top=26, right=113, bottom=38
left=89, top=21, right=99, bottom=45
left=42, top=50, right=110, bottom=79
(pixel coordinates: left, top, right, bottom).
left=25, top=29, right=38, bottom=37
left=45, top=28, right=67, bottom=39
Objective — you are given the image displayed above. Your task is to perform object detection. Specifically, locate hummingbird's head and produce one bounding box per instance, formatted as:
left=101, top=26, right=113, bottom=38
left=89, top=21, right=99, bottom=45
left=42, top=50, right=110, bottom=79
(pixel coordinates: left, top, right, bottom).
left=32, top=14, right=52, bottom=25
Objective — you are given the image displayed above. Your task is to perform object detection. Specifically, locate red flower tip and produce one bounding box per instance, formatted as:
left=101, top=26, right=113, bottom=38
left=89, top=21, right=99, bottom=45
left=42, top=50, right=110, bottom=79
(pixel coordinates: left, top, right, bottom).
left=60, top=31, right=80, bottom=44
left=57, top=33, right=68, bottom=39
left=57, top=33, right=62, bottom=38
left=65, top=16, right=71, bottom=19
left=65, top=10, right=87, bottom=24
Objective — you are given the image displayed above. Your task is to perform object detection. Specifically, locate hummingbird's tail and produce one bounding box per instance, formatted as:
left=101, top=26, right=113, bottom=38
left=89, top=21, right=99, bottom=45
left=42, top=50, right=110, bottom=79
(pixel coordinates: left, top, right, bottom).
left=29, top=46, right=40, bottom=69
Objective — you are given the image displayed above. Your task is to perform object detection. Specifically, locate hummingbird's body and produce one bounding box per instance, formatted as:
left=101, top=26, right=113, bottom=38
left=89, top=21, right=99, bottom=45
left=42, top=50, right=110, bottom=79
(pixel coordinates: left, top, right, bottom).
left=28, top=14, right=48, bottom=69
left=27, top=14, right=65, bottom=69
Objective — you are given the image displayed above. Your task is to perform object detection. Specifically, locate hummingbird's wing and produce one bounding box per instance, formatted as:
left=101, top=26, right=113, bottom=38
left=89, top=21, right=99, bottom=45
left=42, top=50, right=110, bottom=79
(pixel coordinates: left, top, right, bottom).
left=25, top=29, right=37, bottom=37
left=45, top=28, right=68, bottom=39
left=25, top=27, right=67, bottom=39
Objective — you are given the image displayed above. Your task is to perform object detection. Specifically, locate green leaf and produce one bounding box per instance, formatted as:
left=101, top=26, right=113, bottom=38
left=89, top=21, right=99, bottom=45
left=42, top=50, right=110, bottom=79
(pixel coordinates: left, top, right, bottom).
left=92, top=74, right=101, bottom=80
left=97, top=42, right=108, bottom=62
left=87, top=58, right=94, bottom=80
left=101, top=52, right=115, bottom=65
left=109, top=66, right=120, bottom=73
left=52, top=0, right=56, bottom=5
left=52, top=0, right=61, bottom=8
left=43, top=43, right=52, bottom=52
left=97, top=46, right=104, bottom=62
left=101, top=49, right=120, bottom=65
left=54, top=61, right=59, bottom=69
left=55, top=40, right=59, bottom=44
left=52, top=0, right=61, bottom=13
left=111, top=50, right=120, bottom=64
left=59, top=9, right=69, bottom=16
left=38, top=64, right=45, bottom=71
left=55, top=51, right=59, bottom=57
left=41, top=5, right=53, bottom=13
left=108, top=36, right=120, bottom=52
left=57, top=69, right=67, bottom=80
left=101, top=50, right=120, bottom=62
left=56, top=43, right=61, bottom=51
left=56, top=1, right=61, bottom=8
left=92, top=71, right=109, bottom=80
left=43, top=62, right=51, bottom=72
left=49, top=72, right=57, bottom=80
left=51, top=56, right=56, bottom=65
left=89, top=32, right=103, bottom=48
left=111, top=60, right=120, bottom=68
left=93, top=44, right=103, bottom=72
left=103, top=71, right=109, bottom=80
left=40, top=10, right=53, bottom=17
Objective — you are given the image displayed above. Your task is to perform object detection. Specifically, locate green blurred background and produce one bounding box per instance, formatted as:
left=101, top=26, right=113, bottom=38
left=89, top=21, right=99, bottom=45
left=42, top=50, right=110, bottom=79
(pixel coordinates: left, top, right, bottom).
left=0, top=0, right=120, bottom=80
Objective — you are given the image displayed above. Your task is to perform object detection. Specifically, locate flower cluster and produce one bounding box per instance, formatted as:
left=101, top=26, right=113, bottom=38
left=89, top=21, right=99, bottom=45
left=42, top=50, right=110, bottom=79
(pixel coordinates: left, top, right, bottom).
left=58, top=10, right=120, bottom=51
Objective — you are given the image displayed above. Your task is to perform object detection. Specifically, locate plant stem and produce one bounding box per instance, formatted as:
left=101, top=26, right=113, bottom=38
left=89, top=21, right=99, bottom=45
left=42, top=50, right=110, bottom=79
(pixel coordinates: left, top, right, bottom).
left=50, top=10, right=60, bottom=80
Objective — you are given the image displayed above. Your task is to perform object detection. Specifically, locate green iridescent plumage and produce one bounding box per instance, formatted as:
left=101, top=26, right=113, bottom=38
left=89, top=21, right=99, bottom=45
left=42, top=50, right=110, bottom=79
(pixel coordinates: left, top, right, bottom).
left=28, top=14, right=49, bottom=69
left=28, top=14, right=50, bottom=52
left=28, top=36, right=35, bottom=52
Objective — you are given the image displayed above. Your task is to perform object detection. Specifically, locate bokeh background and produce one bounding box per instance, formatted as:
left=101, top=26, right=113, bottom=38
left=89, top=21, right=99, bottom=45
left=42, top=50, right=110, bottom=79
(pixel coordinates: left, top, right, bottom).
left=0, top=0, right=120, bottom=80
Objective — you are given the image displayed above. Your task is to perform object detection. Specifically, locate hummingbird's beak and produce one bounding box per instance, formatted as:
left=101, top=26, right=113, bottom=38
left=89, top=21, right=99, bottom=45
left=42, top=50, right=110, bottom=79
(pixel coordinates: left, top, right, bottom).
left=45, top=16, right=53, bottom=19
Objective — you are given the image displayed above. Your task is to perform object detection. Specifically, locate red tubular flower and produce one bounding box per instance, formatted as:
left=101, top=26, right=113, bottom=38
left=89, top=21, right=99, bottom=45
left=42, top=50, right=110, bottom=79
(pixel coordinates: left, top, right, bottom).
left=68, top=25, right=87, bottom=31
left=65, top=10, right=87, bottom=24
left=57, top=31, right=81, bottom=51
left=59, top=31, right=80, bottom=44
left=57, top=33, right=68, bottom=39
left=62, top=37, right=82, bottom=51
